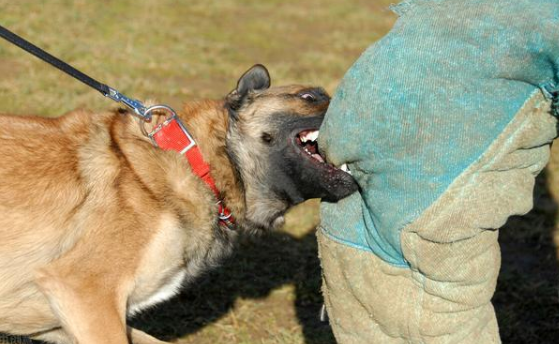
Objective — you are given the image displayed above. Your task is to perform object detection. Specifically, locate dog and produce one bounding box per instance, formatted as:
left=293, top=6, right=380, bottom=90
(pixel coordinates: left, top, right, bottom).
left=0, top=65, right=357, bottom=344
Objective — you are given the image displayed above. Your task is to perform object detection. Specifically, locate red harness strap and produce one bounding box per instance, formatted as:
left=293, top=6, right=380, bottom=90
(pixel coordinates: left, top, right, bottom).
left=149, top=115, right=234, bottom=228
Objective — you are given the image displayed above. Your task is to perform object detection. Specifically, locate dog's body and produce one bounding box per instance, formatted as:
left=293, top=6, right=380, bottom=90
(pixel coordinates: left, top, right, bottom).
left=0, top=103, right=238, bottom=344
left=0, top=66, right=357, bottom=344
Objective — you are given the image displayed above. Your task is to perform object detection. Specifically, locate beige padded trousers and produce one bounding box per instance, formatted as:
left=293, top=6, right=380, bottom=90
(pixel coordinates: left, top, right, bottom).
left=318, top=92, right=558, bottom=343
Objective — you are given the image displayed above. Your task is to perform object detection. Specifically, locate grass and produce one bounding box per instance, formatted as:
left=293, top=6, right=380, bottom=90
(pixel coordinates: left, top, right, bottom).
left=0, top=0, right=394, bottom=115
left=1, top=1, right=559, bottom=343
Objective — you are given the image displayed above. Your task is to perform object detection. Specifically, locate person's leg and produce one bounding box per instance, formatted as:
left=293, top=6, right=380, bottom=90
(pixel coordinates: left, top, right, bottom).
left=319, top=93, right=558, bottom=343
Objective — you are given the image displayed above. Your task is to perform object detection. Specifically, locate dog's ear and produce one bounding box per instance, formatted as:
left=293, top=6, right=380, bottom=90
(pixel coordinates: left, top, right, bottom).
left=236, top=64, right=271, bottom=95
left=226, top=64, right=271, bottom=113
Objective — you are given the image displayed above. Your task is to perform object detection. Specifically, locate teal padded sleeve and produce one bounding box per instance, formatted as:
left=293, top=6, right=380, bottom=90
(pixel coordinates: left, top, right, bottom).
left=319, top=0, right=559, bottom=267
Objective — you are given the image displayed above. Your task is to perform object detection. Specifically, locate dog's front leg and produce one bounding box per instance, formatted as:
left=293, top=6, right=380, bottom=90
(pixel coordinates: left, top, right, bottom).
left=36, top=269, right=129, bottom=344
left=127, top=327, right=171, bottom=344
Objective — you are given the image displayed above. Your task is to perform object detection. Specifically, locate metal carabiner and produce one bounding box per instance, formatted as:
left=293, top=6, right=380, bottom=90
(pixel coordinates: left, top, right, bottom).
left=105, top=87, right=181, bottom=140
left=105, top=86, right=152, bottom=121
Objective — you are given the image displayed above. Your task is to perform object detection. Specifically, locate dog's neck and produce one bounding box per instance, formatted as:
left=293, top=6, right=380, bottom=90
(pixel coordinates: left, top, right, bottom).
left=177, top=100, right=246, bottom=225
left=115, top=100, right=246, bottom=227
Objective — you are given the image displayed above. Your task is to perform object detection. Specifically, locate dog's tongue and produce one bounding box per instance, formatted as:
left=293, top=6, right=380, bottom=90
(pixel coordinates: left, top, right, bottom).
left=312, top=153, right=324, bottom=163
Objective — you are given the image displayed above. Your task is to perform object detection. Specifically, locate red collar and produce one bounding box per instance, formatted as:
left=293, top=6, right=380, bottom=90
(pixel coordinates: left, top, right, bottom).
left=147, top=114, right=235, bottom=228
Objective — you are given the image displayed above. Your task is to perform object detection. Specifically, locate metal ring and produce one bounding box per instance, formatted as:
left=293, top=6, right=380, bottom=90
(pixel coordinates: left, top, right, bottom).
left=219, top=213, right=233, bottom=221
left=139, top=104, right=178, bottom=137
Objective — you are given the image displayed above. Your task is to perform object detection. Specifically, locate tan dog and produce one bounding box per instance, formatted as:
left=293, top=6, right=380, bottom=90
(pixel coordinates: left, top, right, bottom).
left=0, top=65, right=357, bottom=344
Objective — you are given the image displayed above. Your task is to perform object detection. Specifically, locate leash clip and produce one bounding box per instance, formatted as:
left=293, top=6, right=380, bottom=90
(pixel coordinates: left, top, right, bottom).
left=105, top=87, right=152, bottom=121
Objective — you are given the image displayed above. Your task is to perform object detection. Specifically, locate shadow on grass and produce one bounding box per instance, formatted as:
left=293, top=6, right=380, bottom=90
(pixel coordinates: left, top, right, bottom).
left=494, top=170, right=559, bottom=344
left=130, top=229, right=335, bottom=344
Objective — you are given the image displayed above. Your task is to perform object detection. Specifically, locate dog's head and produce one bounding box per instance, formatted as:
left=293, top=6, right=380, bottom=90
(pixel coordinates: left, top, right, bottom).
left=225, top=65, right=358, bottom=230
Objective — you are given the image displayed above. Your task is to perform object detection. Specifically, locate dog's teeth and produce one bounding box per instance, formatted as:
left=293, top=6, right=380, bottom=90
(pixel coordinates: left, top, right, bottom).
left=340, top=163, right=352, bottom=174
left=308, top=131, right=319, bottom=142
left=300, top=130, right=319, bottom=143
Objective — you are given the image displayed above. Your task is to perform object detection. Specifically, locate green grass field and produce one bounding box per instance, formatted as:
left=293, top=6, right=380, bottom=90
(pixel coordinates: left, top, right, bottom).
left=1, top=1, right=558, bottom=343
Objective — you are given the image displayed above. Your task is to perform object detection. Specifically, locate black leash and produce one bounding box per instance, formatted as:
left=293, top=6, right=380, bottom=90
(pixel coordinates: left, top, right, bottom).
left=0, top=24, right=157, bottom=121
left=0, top=25, right=111, bottom=96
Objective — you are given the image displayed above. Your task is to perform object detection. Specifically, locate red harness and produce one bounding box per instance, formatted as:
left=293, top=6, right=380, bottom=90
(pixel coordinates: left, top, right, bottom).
left=148, top=114, right=234, bottom=228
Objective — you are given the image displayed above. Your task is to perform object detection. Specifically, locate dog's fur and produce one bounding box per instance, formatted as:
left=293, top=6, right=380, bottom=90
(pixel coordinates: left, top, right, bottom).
left=0, top=65, right=357, bottom=344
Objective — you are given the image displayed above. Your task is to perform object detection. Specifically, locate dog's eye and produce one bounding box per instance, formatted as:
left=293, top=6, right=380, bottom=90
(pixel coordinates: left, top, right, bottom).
left=300, top=93, right=316, bottom=101
left=261, top=132, right=273, bottom=144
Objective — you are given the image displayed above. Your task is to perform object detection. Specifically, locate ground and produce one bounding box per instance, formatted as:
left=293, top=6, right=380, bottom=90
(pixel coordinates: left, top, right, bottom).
left=1, top=1, right=558, bottom=343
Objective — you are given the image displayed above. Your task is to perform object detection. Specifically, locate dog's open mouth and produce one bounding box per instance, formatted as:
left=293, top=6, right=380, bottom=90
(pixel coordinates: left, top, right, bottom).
left=276, top=125, right=358, bottom=203
left=294, top=129, right=350, bottom=173
left=296, top=129, right=324, bottom=163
